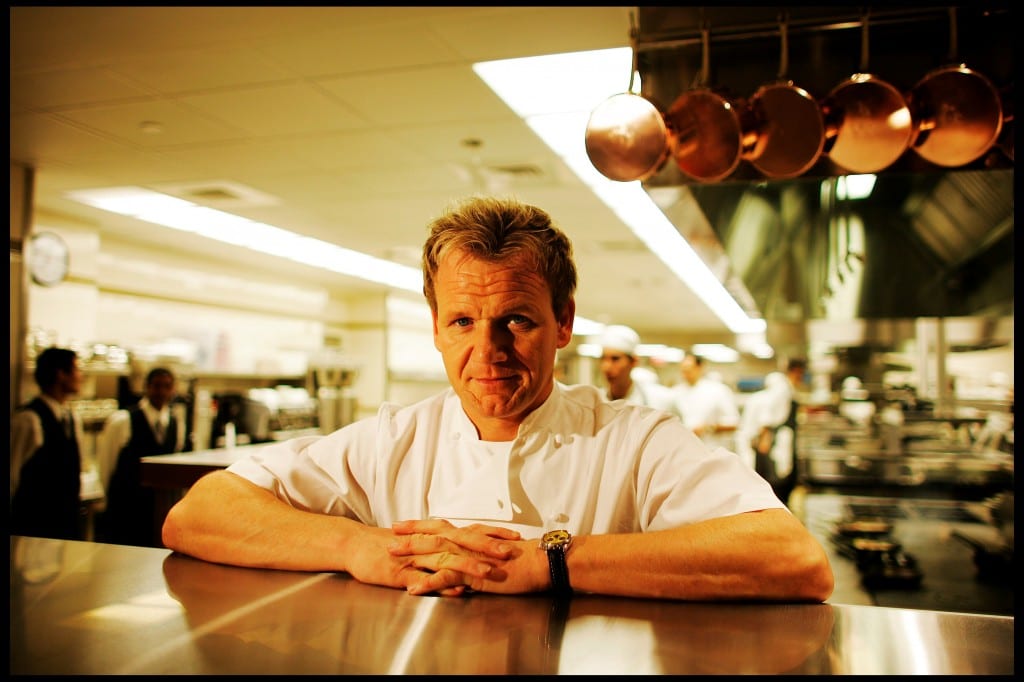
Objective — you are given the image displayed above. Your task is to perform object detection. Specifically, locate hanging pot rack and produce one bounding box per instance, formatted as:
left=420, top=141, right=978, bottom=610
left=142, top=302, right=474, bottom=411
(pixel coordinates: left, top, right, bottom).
left=632, top=7, right=989, bottom=54
left=626, top=5, right=1013, bottom=184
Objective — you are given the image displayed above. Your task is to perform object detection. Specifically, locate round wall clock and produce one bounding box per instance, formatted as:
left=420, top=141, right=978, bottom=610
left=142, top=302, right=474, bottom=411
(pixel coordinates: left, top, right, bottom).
left=27, top=231, right=70, bottom=286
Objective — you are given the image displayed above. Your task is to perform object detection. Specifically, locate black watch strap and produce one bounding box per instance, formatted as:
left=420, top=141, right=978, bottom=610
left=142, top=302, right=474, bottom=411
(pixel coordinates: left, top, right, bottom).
left=546, top=546, right=573, bottom=597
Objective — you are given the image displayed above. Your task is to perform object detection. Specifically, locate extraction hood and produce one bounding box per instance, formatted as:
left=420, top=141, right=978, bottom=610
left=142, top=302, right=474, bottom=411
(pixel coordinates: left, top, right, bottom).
left=633, top=6, right=1014, bottom=349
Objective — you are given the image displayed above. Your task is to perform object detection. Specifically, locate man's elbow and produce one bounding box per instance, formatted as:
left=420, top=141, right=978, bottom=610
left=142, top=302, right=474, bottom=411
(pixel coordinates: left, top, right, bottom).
left=161, top=497, right=188, bottom=552
left=792, top=545, right=835, bottom=603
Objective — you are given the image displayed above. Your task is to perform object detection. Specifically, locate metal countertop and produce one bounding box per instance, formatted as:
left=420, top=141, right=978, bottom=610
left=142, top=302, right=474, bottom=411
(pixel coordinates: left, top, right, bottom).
left=11, top=536, right=1013, bottom=675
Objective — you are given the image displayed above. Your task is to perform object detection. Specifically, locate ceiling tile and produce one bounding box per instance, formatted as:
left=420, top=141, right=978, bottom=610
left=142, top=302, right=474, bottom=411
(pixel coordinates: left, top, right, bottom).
left=110, top=46, right=297, bottom=94
left=10, top=67, right=154, bottom=112
left=256, top=22, right=463, bottom=78
left=56, top=99, right=247, bottom=147
left=178, top=83, right=369, bottom=136
left=316, top=65, right=512, bottom=127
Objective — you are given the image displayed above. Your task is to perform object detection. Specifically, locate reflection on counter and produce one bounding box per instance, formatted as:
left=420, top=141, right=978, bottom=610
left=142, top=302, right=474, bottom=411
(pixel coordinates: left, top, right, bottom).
left=10, top=537, right=1014, bottom=674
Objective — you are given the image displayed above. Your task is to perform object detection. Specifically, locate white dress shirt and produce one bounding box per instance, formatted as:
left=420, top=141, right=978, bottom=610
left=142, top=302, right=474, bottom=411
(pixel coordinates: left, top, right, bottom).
left=96, top=398, right=183, bottom=498
left=227, top=382, right=784, bottom=538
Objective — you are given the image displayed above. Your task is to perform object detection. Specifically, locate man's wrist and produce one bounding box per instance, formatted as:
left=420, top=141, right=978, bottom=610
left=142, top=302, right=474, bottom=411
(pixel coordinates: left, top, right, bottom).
left=538, top=530, right=573, bottom=597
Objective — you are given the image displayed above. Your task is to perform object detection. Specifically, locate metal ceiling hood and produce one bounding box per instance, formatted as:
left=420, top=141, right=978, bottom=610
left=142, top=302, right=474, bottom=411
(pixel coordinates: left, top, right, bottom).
left=632, top=6, right=1014, bottom=348
left=679, top=169, right=1014, bottom=325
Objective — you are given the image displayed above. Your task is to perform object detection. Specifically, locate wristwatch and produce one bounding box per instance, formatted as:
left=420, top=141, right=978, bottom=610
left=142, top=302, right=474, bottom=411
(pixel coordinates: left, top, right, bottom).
left=539, top=529, right=573, bottom=597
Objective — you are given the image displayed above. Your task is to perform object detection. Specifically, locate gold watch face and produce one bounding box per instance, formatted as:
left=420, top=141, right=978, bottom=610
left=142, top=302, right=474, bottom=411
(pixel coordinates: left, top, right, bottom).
left=540, top=529, right=572, bottom=549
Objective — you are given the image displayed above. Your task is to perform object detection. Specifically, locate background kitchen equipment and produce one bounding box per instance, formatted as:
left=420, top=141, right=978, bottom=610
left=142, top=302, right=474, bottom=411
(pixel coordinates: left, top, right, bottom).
left=819, top=10, right=915, bottom=174
left=907, top=7, right=1004, bottom=168
left=244, top=386, right=320, bottom=442
left=741, top=13, right=825, bottom=179
left=308, top=352, right=360, bottom=434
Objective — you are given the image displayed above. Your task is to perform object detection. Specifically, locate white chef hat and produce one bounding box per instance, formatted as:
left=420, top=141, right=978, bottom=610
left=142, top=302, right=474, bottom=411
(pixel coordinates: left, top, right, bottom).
left=599, top=324, right=640, bottom=356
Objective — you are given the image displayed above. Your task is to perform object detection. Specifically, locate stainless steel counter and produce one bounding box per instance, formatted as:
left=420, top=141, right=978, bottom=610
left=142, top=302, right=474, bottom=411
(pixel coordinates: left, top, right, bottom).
left=11, top=536, right=1013, bottom=674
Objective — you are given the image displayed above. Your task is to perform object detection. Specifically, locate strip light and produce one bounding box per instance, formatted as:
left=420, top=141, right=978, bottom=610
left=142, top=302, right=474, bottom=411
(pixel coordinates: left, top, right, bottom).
left=66, top=186, right=424, bottom=291
left=474, top=48, right=766, bottom=335
left=65, top=186, right=604, bottom=335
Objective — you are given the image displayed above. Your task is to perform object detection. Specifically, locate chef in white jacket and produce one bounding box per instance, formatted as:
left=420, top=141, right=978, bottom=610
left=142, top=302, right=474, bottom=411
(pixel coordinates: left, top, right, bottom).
left=598, top=325, right=679, bottom=417
left=738, top=359, right=806, bottom=504
left=671, top=353, right=740, bottom=452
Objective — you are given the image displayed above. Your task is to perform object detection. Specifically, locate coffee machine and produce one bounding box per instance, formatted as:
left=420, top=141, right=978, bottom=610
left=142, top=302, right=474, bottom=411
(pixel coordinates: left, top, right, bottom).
left=308, top=350, right=360, bottom=434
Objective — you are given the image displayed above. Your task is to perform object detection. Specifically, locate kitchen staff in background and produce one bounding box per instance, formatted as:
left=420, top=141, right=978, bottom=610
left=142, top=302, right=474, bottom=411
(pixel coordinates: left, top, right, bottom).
left=162, top=195, right=832, bottom=603
left=736, top=372, right=790, bottom=471
left=737, top=357, right=807, bottom=505
left=672, top=353, right=741, bottom=452
left=770, top=358, right=807, bottom=505
left=10, top=346, right=86, bottom=541
left=598, top=324, right=680, bottom=416
left=96, top=367, right=187, bottom=546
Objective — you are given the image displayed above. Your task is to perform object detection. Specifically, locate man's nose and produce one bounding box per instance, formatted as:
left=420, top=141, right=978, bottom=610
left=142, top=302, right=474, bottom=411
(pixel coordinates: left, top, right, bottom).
left=473, top=323, right=511, bottom=362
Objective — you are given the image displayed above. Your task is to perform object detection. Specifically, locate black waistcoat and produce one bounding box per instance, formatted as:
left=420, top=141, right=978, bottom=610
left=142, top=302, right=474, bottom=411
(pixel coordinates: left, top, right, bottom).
left=10, top=398, right=83, bottom=540
left=101, top=408, right=176, bottom=546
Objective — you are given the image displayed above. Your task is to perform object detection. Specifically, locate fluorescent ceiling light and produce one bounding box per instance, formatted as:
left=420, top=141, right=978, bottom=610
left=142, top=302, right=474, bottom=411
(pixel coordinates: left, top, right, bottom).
left=835, top=174, right=877, bottom=200
left=68, top=186, right=423, bottom=292
left=65, top=186, right=601, bottom=335
left=691, top=343, right=741, bottom=364
left=474, top=50, right=766, bottom=335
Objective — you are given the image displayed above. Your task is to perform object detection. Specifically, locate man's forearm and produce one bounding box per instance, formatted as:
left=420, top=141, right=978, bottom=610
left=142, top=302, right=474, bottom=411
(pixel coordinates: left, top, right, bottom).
left=566, top=509, right=833, bottom=602
left=162, top=470, right=364, bottom=572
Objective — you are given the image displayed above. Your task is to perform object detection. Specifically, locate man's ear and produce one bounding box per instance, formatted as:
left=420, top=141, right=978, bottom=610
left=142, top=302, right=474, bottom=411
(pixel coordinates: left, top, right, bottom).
left=431, top=308, right=442, bottom=351
left=556, top=299, right=576, bottom=349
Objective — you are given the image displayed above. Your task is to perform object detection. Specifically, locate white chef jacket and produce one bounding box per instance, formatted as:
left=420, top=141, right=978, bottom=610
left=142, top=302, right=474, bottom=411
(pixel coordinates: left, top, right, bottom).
left=227, top=382, right=784, bottom=538
left=735, top=373, right=793, bottom=471
left=672, top=378, right=741, bottom=452
left=619, top=378, right=682, bottom=418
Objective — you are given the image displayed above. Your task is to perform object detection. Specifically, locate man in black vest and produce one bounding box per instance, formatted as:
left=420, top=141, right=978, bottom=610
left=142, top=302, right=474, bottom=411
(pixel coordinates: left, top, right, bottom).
left=10, top=347, right=85, bottom=540
left=752, top=358, right=807, bottom=505
left=96, top=367, right=187, bottom=546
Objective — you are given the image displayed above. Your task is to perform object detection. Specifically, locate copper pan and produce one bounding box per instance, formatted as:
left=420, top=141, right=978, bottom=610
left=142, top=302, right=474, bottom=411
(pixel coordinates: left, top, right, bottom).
left=585, top=16, right=672, bottom=182
left=820, top=12, right=915, bottom=174
left=741, top=14, right=825, bottom=179
left=907, top=8, right=1003, bottom=167
left=665, top=24, right=745, bottom=183
left=585, top=92, right=672, bottom=182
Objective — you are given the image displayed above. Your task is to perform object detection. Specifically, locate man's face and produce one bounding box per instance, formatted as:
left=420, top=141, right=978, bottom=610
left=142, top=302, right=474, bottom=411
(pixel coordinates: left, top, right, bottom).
left=58, top=360, right=84, bottom=396
left=431, top=249, right=574, bottom=435
left=600, top=350, right=635, bottom=399
left=680, top=356, right=701, bottom=385
left=147, top=373, right=177, bottom=410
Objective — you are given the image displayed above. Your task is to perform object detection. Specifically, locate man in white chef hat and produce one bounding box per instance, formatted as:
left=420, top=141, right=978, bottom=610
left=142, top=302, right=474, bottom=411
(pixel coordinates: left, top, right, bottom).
left=598, top=324, right=679, bottom=416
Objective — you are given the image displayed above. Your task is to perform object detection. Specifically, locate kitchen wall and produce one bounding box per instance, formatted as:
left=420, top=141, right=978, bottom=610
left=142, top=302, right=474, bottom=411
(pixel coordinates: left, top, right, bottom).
left=13, top=200, right=443, bottom=422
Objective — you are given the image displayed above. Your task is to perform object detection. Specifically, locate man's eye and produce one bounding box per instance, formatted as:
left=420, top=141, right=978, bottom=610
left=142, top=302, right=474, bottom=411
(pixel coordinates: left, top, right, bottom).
left=508, top=315, right=532, bottom=327
left=453, top=318, right=472, bottom=327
